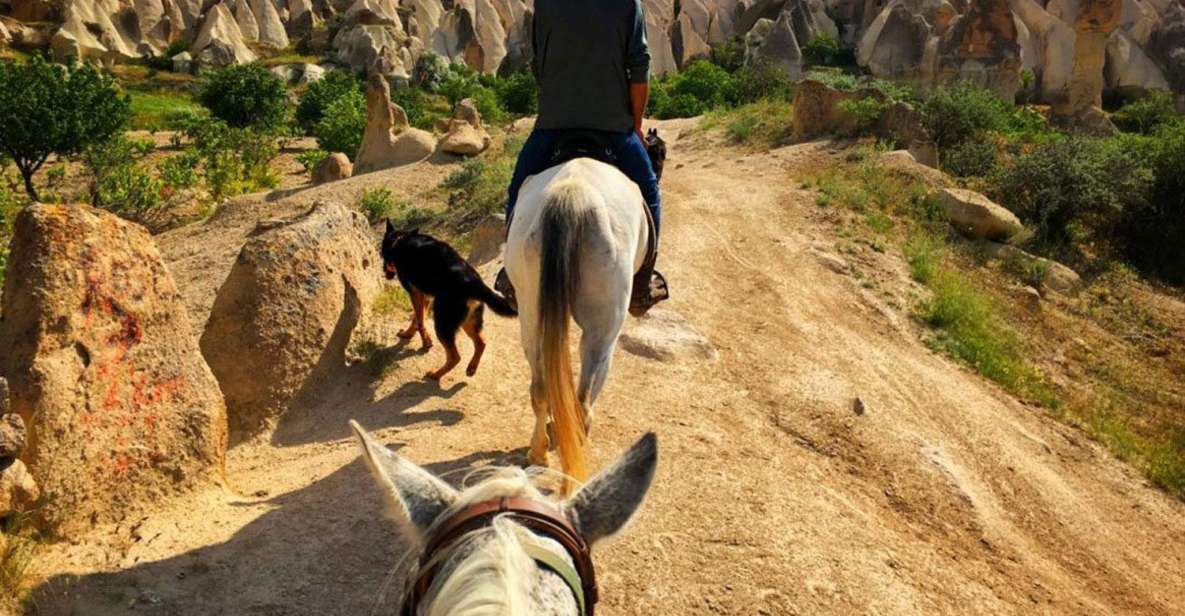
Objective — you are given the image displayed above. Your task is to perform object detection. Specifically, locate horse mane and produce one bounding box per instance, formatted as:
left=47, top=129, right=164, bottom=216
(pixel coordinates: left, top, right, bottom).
left=421, top=469, right=550, bottom=616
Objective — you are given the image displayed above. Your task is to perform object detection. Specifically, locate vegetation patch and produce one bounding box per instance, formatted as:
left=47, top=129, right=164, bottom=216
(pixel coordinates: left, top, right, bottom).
left=127, top=89, right=202, bottom=131
left=703, top=99, right=795, bottom=148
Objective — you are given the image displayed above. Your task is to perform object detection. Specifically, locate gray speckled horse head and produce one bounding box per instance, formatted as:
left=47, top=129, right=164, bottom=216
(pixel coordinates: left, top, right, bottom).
left=351, top=421, right=658, bottom=616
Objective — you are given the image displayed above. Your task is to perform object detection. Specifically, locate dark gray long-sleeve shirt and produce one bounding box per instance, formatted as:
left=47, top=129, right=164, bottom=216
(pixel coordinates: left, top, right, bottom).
left=531, top=0, right=651, bottom=133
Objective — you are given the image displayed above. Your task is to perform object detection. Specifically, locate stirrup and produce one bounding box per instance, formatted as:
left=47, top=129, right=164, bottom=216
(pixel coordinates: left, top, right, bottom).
left=629, top=269, right=669, bottom=317
left=494, top=267, right=518, bottom=313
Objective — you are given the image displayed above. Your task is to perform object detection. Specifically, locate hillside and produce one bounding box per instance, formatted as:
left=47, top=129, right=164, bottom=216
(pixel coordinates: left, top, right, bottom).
left=22, top=119, right=1185, bottom=615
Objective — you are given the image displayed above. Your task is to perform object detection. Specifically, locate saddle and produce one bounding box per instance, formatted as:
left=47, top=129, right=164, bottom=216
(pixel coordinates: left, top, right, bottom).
left=498, top=130, right=668, bottom=317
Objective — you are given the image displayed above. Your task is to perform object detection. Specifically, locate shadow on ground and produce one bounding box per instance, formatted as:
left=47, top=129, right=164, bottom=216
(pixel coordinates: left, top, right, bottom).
left=27, top=445, right=519, bottom=616
left=270, top=349, right=468, bottom=447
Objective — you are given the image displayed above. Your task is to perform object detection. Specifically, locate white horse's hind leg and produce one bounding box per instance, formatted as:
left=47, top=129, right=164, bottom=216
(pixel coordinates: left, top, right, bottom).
left=573, top=283, right=630, bottom=434
left=516, top=299, right=551, bottom=466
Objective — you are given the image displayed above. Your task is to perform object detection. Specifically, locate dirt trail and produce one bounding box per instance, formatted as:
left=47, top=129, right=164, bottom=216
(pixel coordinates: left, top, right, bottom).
left=28, top=121, right=1185, bottom=615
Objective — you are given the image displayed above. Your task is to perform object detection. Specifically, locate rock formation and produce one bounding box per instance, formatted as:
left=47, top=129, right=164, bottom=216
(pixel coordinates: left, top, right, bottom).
left=440, top=97, right=492, bottom=155
left=200, top=201, right=387, bottom=439
left=354, top=74, right=436, bottom=174
left=0, top=204, right=227, bottom=537
left=2, top=0, right=1184, bottom=112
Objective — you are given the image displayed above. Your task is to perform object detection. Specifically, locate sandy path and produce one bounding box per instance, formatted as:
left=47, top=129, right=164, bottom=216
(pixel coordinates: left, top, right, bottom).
left=28, top=123, right=1185, bottom=615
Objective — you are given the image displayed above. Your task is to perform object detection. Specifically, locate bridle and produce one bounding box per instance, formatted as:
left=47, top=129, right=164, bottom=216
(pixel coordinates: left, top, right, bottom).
left=401, top=496, right=599, bottom=615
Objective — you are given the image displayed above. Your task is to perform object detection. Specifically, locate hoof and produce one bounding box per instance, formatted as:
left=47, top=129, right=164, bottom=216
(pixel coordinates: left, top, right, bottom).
left=466, top=364, right=479, bottom=377
left=527, top=450, right=549, bottom=467
left=424, top=371, right=443, bottom=381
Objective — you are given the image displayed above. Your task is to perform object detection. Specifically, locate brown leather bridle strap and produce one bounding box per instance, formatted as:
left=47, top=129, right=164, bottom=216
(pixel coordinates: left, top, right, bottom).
left=402, top=496, right=598, bottom=615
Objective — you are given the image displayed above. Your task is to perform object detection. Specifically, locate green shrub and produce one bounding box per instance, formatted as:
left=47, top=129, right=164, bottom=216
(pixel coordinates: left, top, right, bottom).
left=1112, top=91, right=1180, bottom=135
left=991, top=137, right=1152, bottom=249
left=82, top=135, right=162, bottom=220
left=467, top=86, right=505, bottom=123
left=357, top=187, right=399, bottom=224
left=493, top=70, right=538, bottom=115
left=198, top=63, right=289, bottom=130
left=295, top=69, right=361, bottom=134
left=734, top=61, right=793, bottom=103
left=171, top=111, right=279, bottom=199
left=1120, top=122, right=1185, bottom=282
left=0, top=55, right=131, bottom=201
left=412, top=52, right=451, bottom=92
left=314, top=90, right=365, bottom=156
left=942, top=140, right=1000, bottom=178
left=803, top=68, right=916, bottom=103
left=710, top=39, right=745, bottom=72
left=439, top=136, right=521, bottom=230
left=650, top=60, right=738, bottom=118
left=920, top=81, right=1016, bottom=148
left=296, top=149, right=329, bottom=174
left=707, top=99, right=795, bottom=147
left=837, top=96, right=888, bottom=134
left=802, top=34, right=855, bottom=68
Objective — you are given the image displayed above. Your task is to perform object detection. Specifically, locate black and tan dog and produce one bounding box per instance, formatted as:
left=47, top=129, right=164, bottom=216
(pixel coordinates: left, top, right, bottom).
left=381, top=221, right=517, bottom=380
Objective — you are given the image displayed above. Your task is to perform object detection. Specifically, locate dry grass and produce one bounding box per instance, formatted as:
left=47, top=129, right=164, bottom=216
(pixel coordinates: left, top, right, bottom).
left=0, top=511, right=42, bottom=608
left=796, top=142, right=1185, bottom=498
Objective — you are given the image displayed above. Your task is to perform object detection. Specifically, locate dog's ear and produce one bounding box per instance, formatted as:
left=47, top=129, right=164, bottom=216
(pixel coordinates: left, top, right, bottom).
left=385, top=219, right=396, bottom=236
left=648, top=128, right=657, bottom=137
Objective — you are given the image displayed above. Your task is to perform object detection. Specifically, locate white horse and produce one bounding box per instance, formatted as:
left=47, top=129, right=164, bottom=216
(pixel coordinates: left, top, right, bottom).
left=503, top=159, right=649, bottom=483
left=352, top=420, right=658, bottom=615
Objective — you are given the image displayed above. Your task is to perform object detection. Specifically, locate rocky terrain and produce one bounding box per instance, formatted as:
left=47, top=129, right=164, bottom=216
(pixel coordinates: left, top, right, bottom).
left=0, top=113, right=1179, bottom=614
left=2, top=0, right=1184, bottom=122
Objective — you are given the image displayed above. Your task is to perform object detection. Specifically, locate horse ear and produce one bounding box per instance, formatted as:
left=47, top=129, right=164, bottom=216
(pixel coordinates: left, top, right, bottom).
left=564, top=433, right=657, bottom=546
left=351, top=420, right=457, bottom=543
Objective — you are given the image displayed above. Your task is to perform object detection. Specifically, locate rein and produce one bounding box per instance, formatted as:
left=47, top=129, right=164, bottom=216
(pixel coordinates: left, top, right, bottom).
left=401, top=496, right=598, bottom=615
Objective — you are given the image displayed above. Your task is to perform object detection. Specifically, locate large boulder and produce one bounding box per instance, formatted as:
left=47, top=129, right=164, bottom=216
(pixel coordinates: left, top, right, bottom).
left=354, top=74, right=437, bottom=174
left=192, top=2, right=257, bottom=67
left=440, top=98, right=492, bottom=155
left=200, top=201, right=387, bottom=439
left=0, top=204, right=227, bottom=537
left=792, top=79, right=889, bottom=140
left=313, top=152, right=353, bottom=183
left=935, top=187, right=1025, bottom=241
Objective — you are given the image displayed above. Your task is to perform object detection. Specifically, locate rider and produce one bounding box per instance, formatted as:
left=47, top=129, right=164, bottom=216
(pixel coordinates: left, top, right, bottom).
left=494, top=0, right=667, bottom=314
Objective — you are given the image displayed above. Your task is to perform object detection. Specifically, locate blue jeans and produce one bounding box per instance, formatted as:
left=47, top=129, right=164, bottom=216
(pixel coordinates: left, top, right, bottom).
left=506, top=128, right=661, bottom=238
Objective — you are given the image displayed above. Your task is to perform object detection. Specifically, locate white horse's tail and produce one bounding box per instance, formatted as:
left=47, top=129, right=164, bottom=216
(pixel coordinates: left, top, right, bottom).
left=538, top=181, right=596, bottom=489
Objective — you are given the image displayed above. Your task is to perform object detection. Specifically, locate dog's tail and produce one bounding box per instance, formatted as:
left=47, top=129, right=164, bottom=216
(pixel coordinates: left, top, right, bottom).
left=538, top=180, right=596, bottom=493
left=471, top=281, right=517, bottom=317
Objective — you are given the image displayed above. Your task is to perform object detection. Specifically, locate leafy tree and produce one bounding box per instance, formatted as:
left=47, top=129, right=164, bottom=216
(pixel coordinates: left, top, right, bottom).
left=295, top=69, right=361, bottom=135
left=920, top=82, right=1016, bottom=148
left=198, top=63, right=289, bottom=130
left=0, top=55, right=131, bottom=200
left=314, top=90, right=366, bottom=156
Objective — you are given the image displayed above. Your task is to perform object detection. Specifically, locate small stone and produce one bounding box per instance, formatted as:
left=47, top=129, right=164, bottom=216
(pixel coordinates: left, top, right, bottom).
left=468, top=214, right=507, bottom=266
left=0, top=414, right=26, bottom=460
left=853, top=398, right=866, bottom=415
left=0, top=459, right=39, bottom=516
